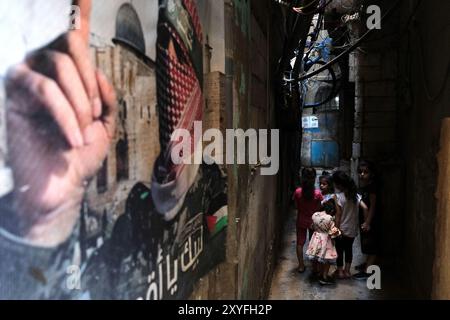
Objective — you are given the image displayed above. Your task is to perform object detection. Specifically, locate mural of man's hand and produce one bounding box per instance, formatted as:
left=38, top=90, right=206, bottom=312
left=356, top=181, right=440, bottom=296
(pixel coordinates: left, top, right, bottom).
left=4, top=0, right=117, bottom=247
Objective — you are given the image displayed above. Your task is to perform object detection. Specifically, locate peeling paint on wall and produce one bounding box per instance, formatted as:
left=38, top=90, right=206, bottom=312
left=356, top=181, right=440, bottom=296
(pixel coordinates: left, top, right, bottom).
left=233, top=0, right=250, bottom=37
left=240, top=67, right=247, bottom=95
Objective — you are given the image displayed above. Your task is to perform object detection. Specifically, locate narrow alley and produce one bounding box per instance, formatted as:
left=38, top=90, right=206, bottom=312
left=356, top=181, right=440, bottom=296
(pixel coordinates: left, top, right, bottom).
left=269, top=208, right=412, bottom=300
left=269, top=208, right=376, bottom=300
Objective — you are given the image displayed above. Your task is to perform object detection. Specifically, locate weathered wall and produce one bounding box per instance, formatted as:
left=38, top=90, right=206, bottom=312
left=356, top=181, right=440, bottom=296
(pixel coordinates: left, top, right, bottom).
left=396, top=0, right=450, bottom=299
left=352, top=0, right=450, bottom=298
left=238, top=1, right=278, bottom=298
left=435, top=119, right=450, bottom=299
left=190, top=70, right=237, bottom=299
left=189, top=0, right=294, bottom=299
left=198, top=0, right=310, bottom=299
left=301, top=108, right=340, bottom=168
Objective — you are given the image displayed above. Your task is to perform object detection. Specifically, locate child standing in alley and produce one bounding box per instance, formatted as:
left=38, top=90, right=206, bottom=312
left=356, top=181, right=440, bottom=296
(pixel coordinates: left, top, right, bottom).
left=353, top=160, right=382, bottom=280
left=332, top=171, right=369, bottom=279
left=319, top=172, right=335, bottom=204
left=293, top=168, right=323, bottom=273
left=306, top=199, right=341, bottom=285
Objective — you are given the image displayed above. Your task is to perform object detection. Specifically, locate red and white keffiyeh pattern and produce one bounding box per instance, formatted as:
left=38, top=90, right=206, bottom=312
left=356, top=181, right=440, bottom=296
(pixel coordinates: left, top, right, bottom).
left=156, top=0, right=203, bottom=180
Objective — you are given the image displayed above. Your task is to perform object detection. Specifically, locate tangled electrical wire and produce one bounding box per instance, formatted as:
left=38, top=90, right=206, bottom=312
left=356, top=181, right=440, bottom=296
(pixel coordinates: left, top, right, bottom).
left=297, top=0, right=402, bottom=81
left=274, top=0, right=404, bottom=112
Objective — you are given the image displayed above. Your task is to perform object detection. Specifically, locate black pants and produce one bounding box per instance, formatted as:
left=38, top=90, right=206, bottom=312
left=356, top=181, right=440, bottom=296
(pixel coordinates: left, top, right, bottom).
left=335, top=236, right=355, bottom=267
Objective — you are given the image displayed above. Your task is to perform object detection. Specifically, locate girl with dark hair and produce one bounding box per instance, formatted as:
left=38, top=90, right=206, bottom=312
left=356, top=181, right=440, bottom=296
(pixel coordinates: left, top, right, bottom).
left=306, top=199, right=341, bottom=285
left=332, top=171, right=369, bottom=279
left=293, top=168, right=323, bottom=273
left=354, top=160, right=382, bottom=280
left=319, top=172, right=334, bottom=204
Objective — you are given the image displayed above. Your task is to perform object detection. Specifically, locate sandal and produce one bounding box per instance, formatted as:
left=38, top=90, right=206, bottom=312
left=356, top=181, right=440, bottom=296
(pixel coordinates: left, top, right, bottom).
left=332, top=270, right=346, bottom=279
left=297, top=266, right=306, bottom=273
left=353, top=272, right=370, bottom=280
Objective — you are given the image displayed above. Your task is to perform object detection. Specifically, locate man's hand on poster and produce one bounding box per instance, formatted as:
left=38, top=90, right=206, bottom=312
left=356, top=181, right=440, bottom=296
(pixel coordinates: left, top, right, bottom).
left=4, top=0, right=116, bottom=246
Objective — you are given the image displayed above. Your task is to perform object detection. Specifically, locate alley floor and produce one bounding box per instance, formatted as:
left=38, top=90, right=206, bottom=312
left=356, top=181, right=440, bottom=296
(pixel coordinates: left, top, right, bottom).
left=268, top=208, right=412, bottom=300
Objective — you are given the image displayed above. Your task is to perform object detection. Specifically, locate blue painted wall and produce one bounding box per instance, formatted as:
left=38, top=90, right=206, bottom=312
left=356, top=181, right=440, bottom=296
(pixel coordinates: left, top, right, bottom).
left=301, top=111, right=340, bottom=168
left=311, top=140, right=339, bottom=167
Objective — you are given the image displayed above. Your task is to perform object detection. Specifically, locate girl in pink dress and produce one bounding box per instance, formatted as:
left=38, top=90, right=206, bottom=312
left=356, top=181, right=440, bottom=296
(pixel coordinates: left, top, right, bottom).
left=306, top=199, right=341, bottom=285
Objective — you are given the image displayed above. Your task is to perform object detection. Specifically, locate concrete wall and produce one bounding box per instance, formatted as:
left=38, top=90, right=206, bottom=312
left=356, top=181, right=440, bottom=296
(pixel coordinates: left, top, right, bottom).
left=435, top=119, right=450, bottom=299
left=189, top=0, right=295, bottom=299
left=396, top=0, right=450, bottom=299
left=351, top=0, right=450, bottom=298
left=189, top=70, right=237, bottom=299
left=233, top=0, right=290, bottom=299
left=301, top=108, right=340, bottom=168
left=348, top=1, right=405, bottom=274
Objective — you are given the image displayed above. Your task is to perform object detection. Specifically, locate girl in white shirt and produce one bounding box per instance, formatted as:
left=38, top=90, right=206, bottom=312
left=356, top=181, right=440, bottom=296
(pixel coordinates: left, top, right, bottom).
left=332, top=171, right=369, bottom=279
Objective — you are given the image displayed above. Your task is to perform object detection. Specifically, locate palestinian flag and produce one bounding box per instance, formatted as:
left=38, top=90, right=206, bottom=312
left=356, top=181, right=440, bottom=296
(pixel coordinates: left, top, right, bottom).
left=206, top=205, right=227, bottom=236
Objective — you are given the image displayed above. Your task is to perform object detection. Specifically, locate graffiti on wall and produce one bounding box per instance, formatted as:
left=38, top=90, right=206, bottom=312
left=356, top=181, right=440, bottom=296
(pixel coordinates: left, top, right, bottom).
left=0, top=0, right=227, bottom=300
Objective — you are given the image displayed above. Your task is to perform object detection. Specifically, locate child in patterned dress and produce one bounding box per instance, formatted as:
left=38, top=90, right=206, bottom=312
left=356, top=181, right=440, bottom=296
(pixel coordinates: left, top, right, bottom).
left=306, top=199, right=341, bottom=285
